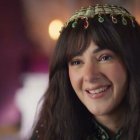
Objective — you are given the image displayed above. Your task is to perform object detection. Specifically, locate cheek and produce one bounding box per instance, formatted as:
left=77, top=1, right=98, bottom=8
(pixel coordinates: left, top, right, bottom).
left=105, top=63, right=127, bottom=101
left=104, top=62, right=127, bottom=85
left=68, top=69, right=80, bottom=89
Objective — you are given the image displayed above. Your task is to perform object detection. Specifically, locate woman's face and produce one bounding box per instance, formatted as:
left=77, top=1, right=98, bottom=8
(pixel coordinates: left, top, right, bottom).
left=68, top=41, right=127, bottom=119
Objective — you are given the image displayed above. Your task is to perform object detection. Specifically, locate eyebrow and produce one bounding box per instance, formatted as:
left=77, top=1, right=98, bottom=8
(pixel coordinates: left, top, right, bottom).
left=93, top=47, right=104, bottom=54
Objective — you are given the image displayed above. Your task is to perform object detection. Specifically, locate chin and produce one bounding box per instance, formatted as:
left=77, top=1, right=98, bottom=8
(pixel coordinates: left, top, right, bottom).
left=90, top=106, right=115, bottom=117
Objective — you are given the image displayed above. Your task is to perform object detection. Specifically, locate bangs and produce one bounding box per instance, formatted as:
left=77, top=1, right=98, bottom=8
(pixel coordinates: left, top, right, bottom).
left=64, top=16, right=123, bottom=62
left=65, top=22, right=91, bottom=62
left=90, top=17, right=123, bottom=54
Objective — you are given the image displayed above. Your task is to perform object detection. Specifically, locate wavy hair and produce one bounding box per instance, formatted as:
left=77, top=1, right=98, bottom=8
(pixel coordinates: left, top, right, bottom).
left=30, top=15, right=140, bottom=140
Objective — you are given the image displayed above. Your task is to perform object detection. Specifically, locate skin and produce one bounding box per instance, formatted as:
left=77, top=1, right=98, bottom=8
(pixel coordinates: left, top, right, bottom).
left=68, top=41, right=128, bottom=133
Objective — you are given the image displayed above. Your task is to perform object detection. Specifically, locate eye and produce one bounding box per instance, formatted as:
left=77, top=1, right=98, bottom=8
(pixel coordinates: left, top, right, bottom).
left=69, top=60, right=82, bottom=66
left=98, top=55, right=113, bottom=62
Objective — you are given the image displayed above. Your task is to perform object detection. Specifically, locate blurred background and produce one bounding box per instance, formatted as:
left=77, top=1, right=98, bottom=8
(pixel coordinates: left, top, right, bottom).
left=0, top=0, right=139, bottom=139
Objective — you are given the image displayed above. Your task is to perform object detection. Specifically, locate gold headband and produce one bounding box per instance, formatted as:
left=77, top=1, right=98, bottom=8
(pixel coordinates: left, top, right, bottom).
left=61, top=4, right=135, bottom=32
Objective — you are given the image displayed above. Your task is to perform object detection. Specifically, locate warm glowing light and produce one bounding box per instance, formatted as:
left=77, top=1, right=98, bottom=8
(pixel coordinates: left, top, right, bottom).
left=48, top=19, right=63, bottom=40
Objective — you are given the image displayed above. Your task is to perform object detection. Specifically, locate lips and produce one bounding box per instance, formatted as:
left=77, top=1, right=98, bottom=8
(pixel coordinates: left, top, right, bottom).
left=85, top=85, right=111, bottom=99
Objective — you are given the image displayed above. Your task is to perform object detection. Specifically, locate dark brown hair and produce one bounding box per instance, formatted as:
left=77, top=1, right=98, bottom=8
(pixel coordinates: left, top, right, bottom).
left=30, top=15, right=140, bottom=140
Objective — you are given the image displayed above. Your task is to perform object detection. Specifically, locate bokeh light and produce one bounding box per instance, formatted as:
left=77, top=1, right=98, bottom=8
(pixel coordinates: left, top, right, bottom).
left=48, top=19, right=63, bottom=40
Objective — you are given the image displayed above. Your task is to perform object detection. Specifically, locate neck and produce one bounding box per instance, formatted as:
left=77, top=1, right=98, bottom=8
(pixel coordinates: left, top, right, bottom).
left=94, top=105, right=125, bottom=135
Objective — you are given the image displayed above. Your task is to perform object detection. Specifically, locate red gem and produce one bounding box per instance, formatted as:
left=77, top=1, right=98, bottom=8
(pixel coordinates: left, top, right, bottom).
left=83, top=19, right=89, bottom=29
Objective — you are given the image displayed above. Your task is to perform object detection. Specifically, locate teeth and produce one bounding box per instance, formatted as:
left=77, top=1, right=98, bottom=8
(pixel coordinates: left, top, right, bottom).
left=88, top=86, right=108, bottom=94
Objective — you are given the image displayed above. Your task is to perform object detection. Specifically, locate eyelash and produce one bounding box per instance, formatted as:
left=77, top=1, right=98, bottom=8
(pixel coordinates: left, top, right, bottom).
left=69, top=54, right=113, bottom=65
left=98, top=55, right=113, bottom=62
left=69, top=59, right=82, bottom=66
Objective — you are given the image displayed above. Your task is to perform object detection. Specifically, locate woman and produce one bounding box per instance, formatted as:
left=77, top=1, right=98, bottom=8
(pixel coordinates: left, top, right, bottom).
left=30, top=4, right=140, bottom=140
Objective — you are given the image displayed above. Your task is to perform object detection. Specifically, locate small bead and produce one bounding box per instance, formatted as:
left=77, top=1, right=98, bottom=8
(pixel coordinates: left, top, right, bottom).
left=101, top=135, right=106, bottom=140
left=72, top=21, right=78, bottom=28
left=83, top=19, right=89, bottom=29
left=131, top=20, right=135, bottom=28
left=112, top=16, right=118, bottom=23
left=98, top=16, right=104, bottom=23
left=122, top=17, right=127, bottom=25
left=36, top=130, right=39, bottom=133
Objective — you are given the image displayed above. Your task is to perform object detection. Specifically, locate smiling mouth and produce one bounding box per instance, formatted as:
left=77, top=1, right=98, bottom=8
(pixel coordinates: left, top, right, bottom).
left=86, top=85, right=111, bottom=99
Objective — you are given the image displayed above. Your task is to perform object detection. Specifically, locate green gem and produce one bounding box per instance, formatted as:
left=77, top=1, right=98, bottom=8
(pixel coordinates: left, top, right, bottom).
left=72, top=21, right=78, bottom=28
left=98, top=16, right=104, bottom=23
left=101, top=135, right=106, bottom=140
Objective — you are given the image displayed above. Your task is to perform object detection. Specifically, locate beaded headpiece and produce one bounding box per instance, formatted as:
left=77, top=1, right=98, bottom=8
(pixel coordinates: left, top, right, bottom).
left=61, top=4, right=135, bottom=32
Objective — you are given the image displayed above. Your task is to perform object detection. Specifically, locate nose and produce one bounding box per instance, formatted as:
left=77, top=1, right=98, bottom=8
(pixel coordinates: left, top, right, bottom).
left=83, top=62, right=101, bottom=83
